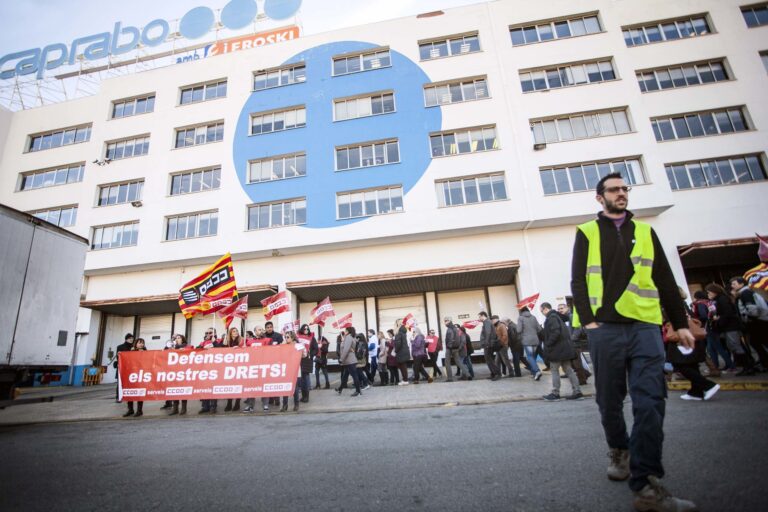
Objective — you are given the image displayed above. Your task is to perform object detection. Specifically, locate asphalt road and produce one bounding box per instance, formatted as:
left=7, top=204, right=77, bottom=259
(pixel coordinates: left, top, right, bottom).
left=1, top=392, right=766, bottom=511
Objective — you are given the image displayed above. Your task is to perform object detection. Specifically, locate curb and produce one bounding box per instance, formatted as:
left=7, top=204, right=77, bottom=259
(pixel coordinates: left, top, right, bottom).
left=0, top=392, right=592, bottom=428
left=667, top=380, right=768, bottom=391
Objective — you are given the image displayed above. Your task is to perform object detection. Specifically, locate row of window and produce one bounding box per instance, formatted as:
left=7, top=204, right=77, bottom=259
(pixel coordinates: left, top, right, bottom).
left=20, top=163, right=85, bottom=190
left=31, top=205, right=78, bottom=227
left=174, top=122, right=224, bottom=148
left=70, top=148, right=767, bottom=247
left=520, top=59, right=616, bottom=92
left=540, top=153, right=766, bottom=196
left=54, top=4, right=767, bottom=132
left=651, top=107, right=748, bottom=142
left=531, top=109, right=631, bottom=144
left=105, top=136, right=150, bottom=160
left=28, top=125, right=91, bottom=152
left=636, top=60, right=728, bottom=92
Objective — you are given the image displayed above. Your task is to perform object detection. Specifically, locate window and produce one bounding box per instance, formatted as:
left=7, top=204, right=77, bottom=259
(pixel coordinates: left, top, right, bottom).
left=248, top=154, right=306, bottom=183
left=247, top=199, right=307, bottom=229
left=250, top=107, right=306, bottom=135
left=105, top=135, right=150, bottom=160
left=436, top=173, right=507, bottom=207
left=665, top=154, right=766, bottom=190
left=27, top=125, right=91, bottom=152
left=91, top=221, right=139, bottom=250
left=254, top=63, right=306, bottom=90
left=165, top=211, right=218, bottom=241
left=510, top=14, right=601, bottom=46
left=337, top=186, right=403, bottom=219
left=332, top=49, right=391, bottom=76
left=742, top=4, right=768, bottom=27
left=520, top=59, right=616, bottom=92
left=334, top=93, right=395, bottom=121
left=171, top=167, right=222, bottom=195
left=419, top=33, right=480, bottom=60
left=30, top=205, right=78, bottom=227
left=19, top=163, right=85, bottom=191
left=424, top=77, right=489, bottom=106
left=651, top=107, right=750, bottom=141
left=111, top=94, right=155, bottom=119
left=622, top=15, right=711, bottom=47
left=336, top=140, right=399, bottom=171
left=636, top=59, right=729, bottom=92
left=540, top=158, right=646, bottom=195
left=175, top=122, right=224, bottom=148
left=430, top=126, right=497, bottom=157
left=179, top=80, right=227, bottom=105
left=761, top=51, right=768, bottom=73
left=97, top=180, right=144, bottom=206
left=531, top=109, right=631, bottom=144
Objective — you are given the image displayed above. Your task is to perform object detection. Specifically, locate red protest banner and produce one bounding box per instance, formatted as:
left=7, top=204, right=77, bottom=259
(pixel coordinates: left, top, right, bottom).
left=118, top=345, right=301, bottom=401
left=516, top=293, right=540, bottom=310
left=261, top=290, right=291, bottom=320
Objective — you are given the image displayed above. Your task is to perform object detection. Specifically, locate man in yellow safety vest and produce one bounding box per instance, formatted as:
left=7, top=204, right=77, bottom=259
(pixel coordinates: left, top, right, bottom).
left=571, top=172, right=698, bottom=512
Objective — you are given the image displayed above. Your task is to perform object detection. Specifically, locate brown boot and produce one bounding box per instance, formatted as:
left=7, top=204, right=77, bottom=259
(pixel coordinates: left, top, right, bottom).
left=607, top=448, right=629, bottom=481
left=704, top=356, right=721, bottom=377
left=632, top=476, right=698, bottom=511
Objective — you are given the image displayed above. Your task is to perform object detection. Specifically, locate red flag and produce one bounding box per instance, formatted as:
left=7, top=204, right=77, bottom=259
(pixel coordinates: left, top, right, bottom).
left=516, top=293, right=540, bottom=310
left=332, top=313, right=353, bottom=329
left=178, top=253, right=238, bottom=318
left=260, top=290, right=291, bottom=321
left=402, top=313, right=416, bottom=329
left=217, top=295, right=249, bottom=330
left=462, top=320, right=482, bottom=329
left=309, top=297, right=335, bottom=326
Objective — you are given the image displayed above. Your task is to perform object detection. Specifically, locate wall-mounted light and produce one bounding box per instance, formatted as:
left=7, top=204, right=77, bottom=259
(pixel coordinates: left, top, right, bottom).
left=533, top=143, right=547, bottom=151
left=131, top=200, right=143, bottom=207
left=92, top=158, right=112, bottom=166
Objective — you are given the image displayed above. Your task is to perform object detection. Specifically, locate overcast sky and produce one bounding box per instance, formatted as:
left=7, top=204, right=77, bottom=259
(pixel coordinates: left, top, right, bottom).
left=0, top=0, right=489, bottom=54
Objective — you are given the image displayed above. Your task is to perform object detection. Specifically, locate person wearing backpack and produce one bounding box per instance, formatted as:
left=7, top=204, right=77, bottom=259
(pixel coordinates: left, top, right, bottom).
left=730, top=276, right=768, bottom=371
left=355, top=333, right=371, bottom=390
left=694, top=290, right=734, bottom=373
left=459, top=325, right=475, bottom=379
left=706, top=283, right=755, bottom=376
left=443, top=317, right=470, bottom=382
left=539, top=303, right=583, bottom=401
left=335, top=327, right=362, bottom=396
left=410, top=328, right=432, bottom=384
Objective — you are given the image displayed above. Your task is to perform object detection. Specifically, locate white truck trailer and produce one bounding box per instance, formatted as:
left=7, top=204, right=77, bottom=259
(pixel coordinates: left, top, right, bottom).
left=0, top=203, right=87, bottom=402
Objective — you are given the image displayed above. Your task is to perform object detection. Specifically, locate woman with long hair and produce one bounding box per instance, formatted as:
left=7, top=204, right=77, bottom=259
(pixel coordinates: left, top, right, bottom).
left=410, top=327, right=432, bottom=384
left=123, top=337, right=146, bottom=418
left=169, top=333, right=189, bottom=415
left=377, top=331, right=389, bottom=385
left=706, top=283, right=754, bottom=376
left=223, top=327, right=243, bottom=412
left=313, top=332, right=330, bottom=390
left=281, top=331, right=303, bottom=411
left=385, top=329, right=399, bottom=385
left=298, top=324, right=315, bottom=400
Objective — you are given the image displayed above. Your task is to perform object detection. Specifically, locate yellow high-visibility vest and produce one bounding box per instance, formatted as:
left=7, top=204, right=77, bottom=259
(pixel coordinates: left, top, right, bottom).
left=572, top=219, right=662, bottom=327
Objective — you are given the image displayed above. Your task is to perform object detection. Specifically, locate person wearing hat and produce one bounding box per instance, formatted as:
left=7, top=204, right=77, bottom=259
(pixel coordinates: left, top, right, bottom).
left=114, top=333, right=134, bottom=402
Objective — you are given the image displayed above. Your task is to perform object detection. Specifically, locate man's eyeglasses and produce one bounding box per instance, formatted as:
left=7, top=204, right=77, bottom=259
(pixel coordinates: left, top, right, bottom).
left=603, top=186, right=631, bottom=194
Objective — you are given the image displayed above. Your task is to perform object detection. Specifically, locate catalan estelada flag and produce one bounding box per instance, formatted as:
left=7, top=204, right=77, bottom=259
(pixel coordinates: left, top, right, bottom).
left=178, top=253, right=238, bottom=319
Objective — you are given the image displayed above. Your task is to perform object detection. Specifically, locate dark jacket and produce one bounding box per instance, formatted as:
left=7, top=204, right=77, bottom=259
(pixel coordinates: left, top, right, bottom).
left=506, top=320, right=522, bottom=352
left=479, top=318, right=496, bottom=349
left=265, top=331, right=283, bottom=344
left=395, top=326, right=411, bottom=363
left=114, top=340, right=133, bottom=370
left=542, top=310, right=575, bottom=362
left=711, top=294, right=741, bottom=332
left=444, top=323, right=459, bottom=350
left=571, top=211, right=687, bottom=330
left=300, top=337, right=314, bottom=374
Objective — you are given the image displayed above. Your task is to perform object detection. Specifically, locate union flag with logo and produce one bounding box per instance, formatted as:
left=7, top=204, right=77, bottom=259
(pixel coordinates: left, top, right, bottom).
left=261, top=290, right=291, bottom=321
left=178, top=253, right=238, bottom=319
left=332, top=313, right=353, bottom=329
left=309, top=297, right=335, bottom=326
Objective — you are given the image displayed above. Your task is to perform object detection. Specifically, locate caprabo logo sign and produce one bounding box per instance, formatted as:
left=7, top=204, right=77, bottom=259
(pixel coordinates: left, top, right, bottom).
left=0, top=0, right=302, bottom=80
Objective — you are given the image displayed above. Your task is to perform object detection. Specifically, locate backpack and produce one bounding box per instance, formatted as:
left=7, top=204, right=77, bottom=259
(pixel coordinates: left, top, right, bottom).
left=355, top=338, right=367, bottom=360
left=749, top=291, right=768, bottom=321
left=447, top=326, right=462, bottom=349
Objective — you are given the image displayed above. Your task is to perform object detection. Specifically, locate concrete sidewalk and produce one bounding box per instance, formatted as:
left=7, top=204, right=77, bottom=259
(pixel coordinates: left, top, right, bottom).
left=2, top=369, right=765, bottom=427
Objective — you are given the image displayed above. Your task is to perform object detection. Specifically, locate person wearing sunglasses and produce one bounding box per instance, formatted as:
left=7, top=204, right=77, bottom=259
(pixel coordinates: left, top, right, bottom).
left=570, top=172, right=696, bottom=512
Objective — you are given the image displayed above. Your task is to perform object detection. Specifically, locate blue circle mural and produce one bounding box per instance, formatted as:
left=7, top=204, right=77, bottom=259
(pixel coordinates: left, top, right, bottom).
left=233, top=41, right=442, bottom=228
left=179, top=7, right=215, bottom=40
left=220, top=0, right=258, bottom=30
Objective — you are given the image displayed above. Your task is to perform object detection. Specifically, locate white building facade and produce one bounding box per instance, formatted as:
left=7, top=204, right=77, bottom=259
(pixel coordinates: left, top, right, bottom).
left=1, top=0, right=766, bottom=382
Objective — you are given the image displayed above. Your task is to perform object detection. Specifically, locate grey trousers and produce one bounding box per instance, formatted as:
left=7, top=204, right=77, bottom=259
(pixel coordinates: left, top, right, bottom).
left=550, top=360, right=581, bottom=395
left=495, top=347, right=515, bottom=376
left=444, top=348, right=469, bottom=381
